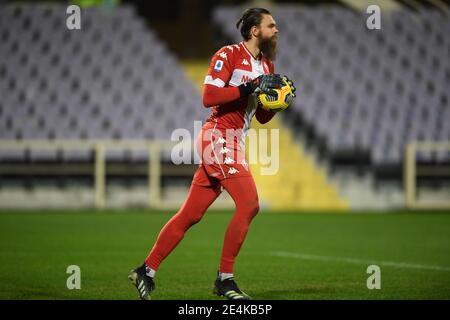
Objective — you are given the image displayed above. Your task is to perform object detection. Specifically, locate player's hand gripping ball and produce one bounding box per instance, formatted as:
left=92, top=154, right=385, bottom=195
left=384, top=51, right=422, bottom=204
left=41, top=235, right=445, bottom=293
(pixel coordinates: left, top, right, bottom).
left=258, top=76, right=296, bottom=112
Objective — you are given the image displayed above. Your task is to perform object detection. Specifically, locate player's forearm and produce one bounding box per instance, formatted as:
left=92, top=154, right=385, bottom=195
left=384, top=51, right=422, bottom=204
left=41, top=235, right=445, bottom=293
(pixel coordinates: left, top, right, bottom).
left=255, top=107, right=276, bottom=124
left=202, top=84, right=241, bottom=108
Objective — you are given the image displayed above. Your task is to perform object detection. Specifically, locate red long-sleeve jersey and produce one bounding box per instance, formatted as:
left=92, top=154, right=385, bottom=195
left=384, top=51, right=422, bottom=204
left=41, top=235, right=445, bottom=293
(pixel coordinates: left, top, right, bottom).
left=202, top=42, right=276, bottom=147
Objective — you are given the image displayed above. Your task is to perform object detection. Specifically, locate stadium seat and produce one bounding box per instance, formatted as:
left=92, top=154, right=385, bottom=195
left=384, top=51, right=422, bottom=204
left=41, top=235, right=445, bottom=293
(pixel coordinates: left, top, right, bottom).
left=0, top=3, right=207, bottom=163
left=212, top=5, right=450, bottom=167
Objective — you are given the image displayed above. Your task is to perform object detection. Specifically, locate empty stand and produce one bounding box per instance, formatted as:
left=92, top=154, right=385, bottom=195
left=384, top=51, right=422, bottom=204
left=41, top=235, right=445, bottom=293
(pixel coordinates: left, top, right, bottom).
left=213, top=5, right=450, bottom=167
left=0, top=4, right=209, bottom=162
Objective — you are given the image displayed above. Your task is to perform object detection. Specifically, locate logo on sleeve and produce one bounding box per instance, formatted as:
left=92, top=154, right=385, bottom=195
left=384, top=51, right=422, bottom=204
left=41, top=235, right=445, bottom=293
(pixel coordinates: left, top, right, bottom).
left=218, top=52, right=228, bottom=60
left=214, top=60, right=223, bottom=72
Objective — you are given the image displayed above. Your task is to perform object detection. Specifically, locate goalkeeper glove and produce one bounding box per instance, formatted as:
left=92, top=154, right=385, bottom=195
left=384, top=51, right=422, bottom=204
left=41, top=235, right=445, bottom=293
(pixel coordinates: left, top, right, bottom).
left=239, top=73, right=284, bottom=97
left=283, top=75, right=297, bottom=97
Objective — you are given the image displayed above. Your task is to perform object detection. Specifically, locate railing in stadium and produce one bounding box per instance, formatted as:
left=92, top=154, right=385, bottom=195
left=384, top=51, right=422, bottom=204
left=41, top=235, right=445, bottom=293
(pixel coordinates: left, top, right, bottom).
left=0, top=140, right=195, bottom=209
left=404, top=141, right=450, bottom=210
left=2, top=140, right=449, bottom=210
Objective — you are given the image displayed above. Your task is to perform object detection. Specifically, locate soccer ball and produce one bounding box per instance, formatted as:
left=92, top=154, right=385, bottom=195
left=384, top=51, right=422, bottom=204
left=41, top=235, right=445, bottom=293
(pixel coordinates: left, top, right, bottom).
left=257, top=77, right=295, bottom=112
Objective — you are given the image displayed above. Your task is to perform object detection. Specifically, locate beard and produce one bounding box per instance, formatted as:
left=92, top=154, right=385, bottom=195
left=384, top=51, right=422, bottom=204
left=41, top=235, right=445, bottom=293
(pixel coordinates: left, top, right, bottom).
left=259, top=35, right=278, bottom=61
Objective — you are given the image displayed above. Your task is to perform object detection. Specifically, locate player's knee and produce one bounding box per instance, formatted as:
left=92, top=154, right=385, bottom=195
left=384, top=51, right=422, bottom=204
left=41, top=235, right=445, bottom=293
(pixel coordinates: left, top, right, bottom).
left=239, top=198, right=259, bottom=219
left=185, top=210, right=205, bottom=225
left=252, top=199, right=260, bottom=213
left=173, top=209, right=203, bottom=228
left=189, top=214, right=203, bottom=225
left=251, top=201, right=260, bottom=217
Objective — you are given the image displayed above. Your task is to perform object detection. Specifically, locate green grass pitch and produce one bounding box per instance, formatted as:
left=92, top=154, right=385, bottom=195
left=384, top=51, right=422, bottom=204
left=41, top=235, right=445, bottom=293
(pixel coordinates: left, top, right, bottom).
left=0, top=209, right=449, bottom=300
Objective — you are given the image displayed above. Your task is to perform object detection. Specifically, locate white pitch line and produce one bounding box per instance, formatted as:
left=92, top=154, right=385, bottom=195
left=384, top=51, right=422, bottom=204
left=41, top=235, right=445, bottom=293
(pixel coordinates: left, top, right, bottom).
left=271, top=251, right=450, bottom=272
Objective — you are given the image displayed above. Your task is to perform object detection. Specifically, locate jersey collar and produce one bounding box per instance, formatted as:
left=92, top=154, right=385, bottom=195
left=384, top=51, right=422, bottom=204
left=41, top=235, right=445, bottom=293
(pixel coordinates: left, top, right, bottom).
left=240, top=41, right=262, bottom=61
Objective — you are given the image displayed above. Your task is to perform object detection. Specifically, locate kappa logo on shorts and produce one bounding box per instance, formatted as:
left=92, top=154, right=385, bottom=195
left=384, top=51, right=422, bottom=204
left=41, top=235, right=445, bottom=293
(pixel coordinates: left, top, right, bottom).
left=216, top=137, right=226, bottom=145
left=228, top=167, right=239, bottom=175
left=219, top=147, right=231, bottom=154
left=224, top=157, right=235, bottom=164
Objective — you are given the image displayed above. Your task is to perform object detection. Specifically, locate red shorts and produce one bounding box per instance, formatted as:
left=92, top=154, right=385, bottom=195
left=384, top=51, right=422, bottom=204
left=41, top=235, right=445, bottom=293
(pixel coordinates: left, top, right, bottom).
left=192, top=123, right=252, bottom=188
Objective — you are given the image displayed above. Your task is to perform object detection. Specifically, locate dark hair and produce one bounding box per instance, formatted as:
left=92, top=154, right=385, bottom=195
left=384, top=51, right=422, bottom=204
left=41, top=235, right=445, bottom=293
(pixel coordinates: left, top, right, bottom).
left=236, top=8, right=271, bottom=41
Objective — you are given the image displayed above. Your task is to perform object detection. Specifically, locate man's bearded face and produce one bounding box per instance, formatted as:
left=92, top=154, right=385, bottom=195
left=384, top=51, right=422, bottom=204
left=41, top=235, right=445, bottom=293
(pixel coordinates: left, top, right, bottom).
left=256, top=14, right=278, bottom=61
left=259, top=33, right=278, bottom=61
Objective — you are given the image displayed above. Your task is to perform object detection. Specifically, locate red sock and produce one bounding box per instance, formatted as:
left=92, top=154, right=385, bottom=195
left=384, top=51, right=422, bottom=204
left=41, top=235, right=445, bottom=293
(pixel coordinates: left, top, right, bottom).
left=145, top=183, right=221, bottom=270
left=219, top=176, right=259, bottom=273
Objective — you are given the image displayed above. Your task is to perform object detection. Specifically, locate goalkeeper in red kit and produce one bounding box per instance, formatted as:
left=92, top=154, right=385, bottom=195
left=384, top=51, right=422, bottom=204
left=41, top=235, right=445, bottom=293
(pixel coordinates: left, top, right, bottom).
left=129, top=7, right=296, bottom=300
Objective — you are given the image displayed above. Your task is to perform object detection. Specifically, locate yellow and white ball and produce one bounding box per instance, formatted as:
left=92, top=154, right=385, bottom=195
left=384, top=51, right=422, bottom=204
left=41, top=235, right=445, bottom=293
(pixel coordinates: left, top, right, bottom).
left=257, top=77, right=295, bottom=112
